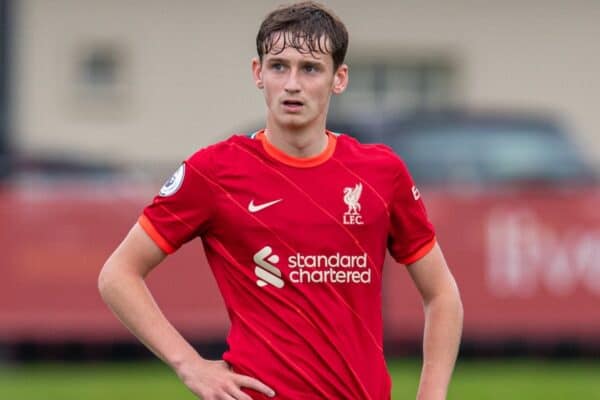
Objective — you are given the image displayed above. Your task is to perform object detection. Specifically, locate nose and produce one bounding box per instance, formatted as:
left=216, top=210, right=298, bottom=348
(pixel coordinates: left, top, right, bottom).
left=284, top=69, right=301, bottom=93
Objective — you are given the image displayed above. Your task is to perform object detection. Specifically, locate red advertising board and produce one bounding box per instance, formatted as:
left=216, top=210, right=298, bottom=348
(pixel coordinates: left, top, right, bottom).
left=1, top=180, right=599, bottom=343
left=385, top=186, right=600, bottom=342
left=0, top=180, right=228, bottom=342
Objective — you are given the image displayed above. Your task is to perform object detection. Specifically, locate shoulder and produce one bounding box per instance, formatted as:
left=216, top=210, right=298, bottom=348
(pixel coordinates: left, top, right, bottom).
left=186, top=134, right=255, bottom=166
left=333, top=132, right=406, bottom=172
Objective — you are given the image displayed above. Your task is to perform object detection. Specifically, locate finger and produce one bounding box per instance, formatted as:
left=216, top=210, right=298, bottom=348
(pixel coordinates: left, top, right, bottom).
left=228, top=386, right=253, bottom=400
left=234, top=374, right=276, bottom=397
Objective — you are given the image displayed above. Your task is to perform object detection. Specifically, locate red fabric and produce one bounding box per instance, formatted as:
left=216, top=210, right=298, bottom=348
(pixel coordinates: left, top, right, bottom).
left=142, top=133, right=435, bottom=399
left=138, top=214, right=176, bottom=254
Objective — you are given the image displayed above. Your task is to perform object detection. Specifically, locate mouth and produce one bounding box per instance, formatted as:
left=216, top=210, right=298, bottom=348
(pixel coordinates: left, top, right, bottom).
left=282, top=99, right=304, bottom=112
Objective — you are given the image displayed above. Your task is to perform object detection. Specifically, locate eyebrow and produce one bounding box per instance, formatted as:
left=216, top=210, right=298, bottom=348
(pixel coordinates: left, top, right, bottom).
left=266, top=57, right=326, bottom=67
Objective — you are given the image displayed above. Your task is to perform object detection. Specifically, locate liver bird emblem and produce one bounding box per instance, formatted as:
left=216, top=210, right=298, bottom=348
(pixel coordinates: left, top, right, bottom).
left=343, top=183, right=363, bottom=215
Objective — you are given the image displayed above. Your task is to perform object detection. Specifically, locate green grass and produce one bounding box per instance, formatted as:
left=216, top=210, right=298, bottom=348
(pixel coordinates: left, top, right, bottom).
left=390, top=359, right=600, bottom=399
left=0, top=359, right=599, bottom=399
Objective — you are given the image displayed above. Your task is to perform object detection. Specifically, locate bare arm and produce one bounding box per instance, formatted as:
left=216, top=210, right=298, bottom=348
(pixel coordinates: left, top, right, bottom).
left=406, top=243, right=463, bottom=400
left=98, top=223, right=275, bottom=399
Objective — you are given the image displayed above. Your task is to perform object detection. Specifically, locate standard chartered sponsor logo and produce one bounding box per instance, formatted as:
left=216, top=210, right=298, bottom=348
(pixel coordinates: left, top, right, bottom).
left=289, top=252, right=371, bottom=284
left=253, top=246, right=371, bottom=287
left=288, top=253, right=367, bottom=268
left=253, top=246, right=285, bottom=288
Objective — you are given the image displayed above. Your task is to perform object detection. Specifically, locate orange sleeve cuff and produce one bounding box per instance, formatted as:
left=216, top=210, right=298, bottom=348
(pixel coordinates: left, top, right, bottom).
left=138, top=214, right=176, bottom=254
left=399, top=236, right=436, bottom=265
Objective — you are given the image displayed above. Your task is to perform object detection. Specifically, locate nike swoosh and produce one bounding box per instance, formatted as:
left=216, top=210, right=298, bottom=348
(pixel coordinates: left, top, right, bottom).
left=248, top=199, right=282, bottom=213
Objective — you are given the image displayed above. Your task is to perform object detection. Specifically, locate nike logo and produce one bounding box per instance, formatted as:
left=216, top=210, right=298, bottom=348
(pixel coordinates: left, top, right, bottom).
left=248, top=199, right=282, bottom=213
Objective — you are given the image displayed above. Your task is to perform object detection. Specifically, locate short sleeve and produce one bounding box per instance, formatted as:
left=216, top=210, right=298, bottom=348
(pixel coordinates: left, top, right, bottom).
left=387, top=159, right=436, bottom=265
left=140, top=148, right=215, bottom=254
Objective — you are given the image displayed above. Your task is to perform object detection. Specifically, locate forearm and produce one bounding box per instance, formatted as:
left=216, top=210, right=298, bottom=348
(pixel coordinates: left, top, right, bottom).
left=98, top=224, right=276, bottom=399
left=416, top=291, right=463, bottom=400
left=98, top=266, right=201, bottom=372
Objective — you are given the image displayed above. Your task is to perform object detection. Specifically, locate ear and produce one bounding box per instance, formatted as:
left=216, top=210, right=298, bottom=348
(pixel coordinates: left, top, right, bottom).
left=332, top=64, right=349, bottom=95
left=251, top=58, right=264, bottom=89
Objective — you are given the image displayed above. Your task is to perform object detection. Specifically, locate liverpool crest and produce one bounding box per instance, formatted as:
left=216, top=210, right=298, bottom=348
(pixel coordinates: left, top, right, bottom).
left=343, top=183, right=364, bottom=225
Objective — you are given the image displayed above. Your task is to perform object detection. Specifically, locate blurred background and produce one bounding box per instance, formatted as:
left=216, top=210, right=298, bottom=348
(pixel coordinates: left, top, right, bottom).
left=1, top=0, right=599, bottom=399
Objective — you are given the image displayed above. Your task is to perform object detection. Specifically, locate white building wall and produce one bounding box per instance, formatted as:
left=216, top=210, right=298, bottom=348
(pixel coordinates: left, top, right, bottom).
left=14, top=0, right=600, bottom=167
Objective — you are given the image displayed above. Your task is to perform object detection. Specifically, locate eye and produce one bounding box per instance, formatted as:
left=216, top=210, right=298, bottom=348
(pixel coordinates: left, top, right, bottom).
left=304, top=64, right=319, bottom=73
left=270, top=63, right=285, bottom=71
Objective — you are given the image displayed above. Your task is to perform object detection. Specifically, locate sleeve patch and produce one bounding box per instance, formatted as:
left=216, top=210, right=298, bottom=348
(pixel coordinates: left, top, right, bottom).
left=159, top=164, right=185, bottom=197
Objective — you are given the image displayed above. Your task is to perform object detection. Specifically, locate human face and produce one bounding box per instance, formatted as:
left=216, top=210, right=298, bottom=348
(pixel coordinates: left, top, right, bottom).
left=252, top=37, right=348, bottom=132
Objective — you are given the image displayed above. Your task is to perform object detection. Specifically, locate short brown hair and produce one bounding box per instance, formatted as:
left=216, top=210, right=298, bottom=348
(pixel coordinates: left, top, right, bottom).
left=256, top=1, right=349, bottom=70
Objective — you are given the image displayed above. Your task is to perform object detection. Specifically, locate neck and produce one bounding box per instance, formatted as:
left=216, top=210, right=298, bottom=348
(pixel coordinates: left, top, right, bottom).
left=264, top=119, right=329, bottom=158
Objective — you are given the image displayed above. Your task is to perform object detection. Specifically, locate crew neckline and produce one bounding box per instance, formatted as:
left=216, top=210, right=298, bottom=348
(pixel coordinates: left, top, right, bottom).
left=253, top=129, right=337, bottom=168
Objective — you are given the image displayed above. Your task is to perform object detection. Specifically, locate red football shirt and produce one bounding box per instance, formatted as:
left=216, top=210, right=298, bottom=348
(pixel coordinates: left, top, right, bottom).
left=140, top=130, right=435, bottom=399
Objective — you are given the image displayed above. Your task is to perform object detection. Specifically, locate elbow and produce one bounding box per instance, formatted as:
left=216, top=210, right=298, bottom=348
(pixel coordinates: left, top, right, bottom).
left=451, top=287, right=464, bottom=333
left=456, top=294, right=464, bottom=325
left=456, top=282, right=464, bottom=317
left=449, top=284, right=464, bottom=323
left=97, top=263, right=110, bottom=300
left=446, top=277, right=463, bottom=320
left=98, top=261, right=119, bottom=303
left=98, top=258, right=144, bottom=304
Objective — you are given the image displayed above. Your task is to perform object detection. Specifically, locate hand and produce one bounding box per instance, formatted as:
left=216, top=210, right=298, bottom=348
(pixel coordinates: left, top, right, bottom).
left=176, top=358, right=276, bottom=399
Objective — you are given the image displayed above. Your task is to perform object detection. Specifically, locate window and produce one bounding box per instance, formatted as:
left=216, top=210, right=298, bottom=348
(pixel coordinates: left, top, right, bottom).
left=72, top=42, right=131, bottom=118
left=329, top=59, right=457, bottom=120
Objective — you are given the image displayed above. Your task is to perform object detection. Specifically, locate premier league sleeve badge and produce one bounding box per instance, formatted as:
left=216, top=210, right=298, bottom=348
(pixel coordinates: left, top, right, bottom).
left=159, top=163, right=185, bottom=197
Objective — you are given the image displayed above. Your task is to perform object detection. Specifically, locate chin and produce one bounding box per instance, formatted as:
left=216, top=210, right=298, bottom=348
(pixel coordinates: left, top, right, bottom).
left=276, top=116, right=310, bottom=129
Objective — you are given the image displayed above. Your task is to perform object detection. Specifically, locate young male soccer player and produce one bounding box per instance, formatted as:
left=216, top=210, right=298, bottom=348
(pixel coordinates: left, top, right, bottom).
left=98, top=2, right=463, bottom=399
